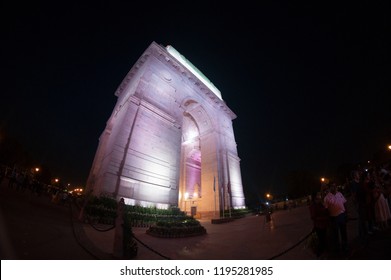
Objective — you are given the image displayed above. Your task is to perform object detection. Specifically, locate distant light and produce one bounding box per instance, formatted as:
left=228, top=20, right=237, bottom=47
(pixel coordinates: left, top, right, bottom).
left=388, top=145, right=391, bottom=150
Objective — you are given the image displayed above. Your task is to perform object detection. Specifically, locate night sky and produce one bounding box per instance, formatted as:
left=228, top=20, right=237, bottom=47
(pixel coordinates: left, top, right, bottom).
left=2, top=2, right=390, bottom=203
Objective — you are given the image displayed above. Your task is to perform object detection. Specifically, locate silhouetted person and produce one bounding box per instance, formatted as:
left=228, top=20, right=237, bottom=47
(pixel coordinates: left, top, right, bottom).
left=309, top=191, right=330, bottom=258
left=362, top=171, right=377, bottom=233
left=350, top=170, right=370, bottom=242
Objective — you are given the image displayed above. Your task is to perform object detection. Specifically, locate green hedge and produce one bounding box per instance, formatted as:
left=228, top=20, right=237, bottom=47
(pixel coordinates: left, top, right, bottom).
left=83, top=194, right=207, bottom=238
left=147, top=218, right=206, bottom=238
left=84, top=195, right=189, bottom=227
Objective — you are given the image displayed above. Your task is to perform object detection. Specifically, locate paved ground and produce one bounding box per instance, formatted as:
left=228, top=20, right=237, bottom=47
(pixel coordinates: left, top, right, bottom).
left=85, top=203, right=389, bottom=260
left=84, top=207, right=316, bottom=260
left=0, top=181, right=95, bottom=259
left=1, top=179, right=391, bottom=260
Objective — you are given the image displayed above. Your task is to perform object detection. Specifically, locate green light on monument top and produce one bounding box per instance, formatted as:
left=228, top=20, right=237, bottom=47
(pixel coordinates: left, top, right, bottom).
left=166, top=45, right=222, bottom=100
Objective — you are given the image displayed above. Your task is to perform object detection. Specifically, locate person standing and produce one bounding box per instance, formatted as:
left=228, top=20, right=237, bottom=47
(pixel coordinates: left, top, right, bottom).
left=309, top=191, right=330, bottom=258
left=323, top=182, right=348, bottom=256
left=350, top=170, right=370, bottom=242
left=373, top=182, right=391, bottom=230
left=362, top=171, right=377, bottom=233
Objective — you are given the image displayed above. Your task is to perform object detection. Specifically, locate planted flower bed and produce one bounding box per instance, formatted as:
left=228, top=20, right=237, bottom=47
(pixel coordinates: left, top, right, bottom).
left=84, top=196, right=117, bottom=225
left=83, top=195, right=204, bottom=236
left=146, top=219, right=207, bottom=238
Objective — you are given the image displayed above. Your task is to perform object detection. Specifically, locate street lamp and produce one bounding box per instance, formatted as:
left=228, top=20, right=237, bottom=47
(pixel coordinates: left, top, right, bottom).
left=320, top=177, right=329, bottom=192
left=265, top=193, right=273, bottom=200
left=321, top=177, right=330, bottom=184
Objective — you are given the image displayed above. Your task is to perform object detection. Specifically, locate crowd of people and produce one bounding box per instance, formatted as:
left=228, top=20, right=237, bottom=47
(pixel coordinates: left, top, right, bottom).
left=0, top=165, right=70, bottom=204
left=309, top=160, right=391, bottom=258
left=350, top=163, right=391, bottom=235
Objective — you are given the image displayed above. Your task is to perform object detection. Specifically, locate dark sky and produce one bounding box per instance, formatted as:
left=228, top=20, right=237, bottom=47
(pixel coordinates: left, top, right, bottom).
left=2, top=2, right=390, bottom=200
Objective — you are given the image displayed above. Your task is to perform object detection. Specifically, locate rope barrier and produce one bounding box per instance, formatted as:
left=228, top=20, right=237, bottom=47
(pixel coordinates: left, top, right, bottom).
left=81, top=208, right=170, bottom=259
left=87, top=221, right=115, bottom=232
left=69, top=201, right=100, bottom=259
left=133, top=235, right=171, bottom=260
left=268, top=230, right=314, bottom=260
left=268, top=216, right=358, bottom=260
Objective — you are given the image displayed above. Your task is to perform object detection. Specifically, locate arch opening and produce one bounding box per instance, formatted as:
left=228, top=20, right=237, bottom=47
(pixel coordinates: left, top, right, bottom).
left=179, top=113, right=202, bottom=215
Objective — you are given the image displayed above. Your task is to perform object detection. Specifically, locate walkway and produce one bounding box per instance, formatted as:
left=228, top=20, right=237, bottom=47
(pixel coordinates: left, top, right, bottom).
left=83, top=197, right=391, bottom=260
left=83, top=201, right=369, bottom=260
left=1, top=178, right=390, bottom=260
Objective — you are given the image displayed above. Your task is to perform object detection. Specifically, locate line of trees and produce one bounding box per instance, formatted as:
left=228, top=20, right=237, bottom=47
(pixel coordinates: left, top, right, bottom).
left=0, top=125, right=53, bottom=185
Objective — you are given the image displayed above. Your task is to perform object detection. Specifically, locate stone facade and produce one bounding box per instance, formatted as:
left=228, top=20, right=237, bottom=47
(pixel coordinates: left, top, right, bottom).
left=86, top=41, right=245, bottom=217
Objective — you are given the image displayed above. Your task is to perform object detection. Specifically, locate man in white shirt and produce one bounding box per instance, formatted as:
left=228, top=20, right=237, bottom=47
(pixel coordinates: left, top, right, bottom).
left=323, top=182, right=348, bottom=255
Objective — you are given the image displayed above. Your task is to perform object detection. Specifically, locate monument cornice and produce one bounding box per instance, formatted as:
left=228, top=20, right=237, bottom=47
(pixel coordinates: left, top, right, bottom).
left=115, top=41, right=237, bottom=120
left=153, top=42, right=237, bottom=120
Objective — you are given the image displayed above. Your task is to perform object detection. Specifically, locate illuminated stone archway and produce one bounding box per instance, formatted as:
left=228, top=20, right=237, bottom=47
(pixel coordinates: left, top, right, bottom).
left=86, top=42, right=245, bottom=217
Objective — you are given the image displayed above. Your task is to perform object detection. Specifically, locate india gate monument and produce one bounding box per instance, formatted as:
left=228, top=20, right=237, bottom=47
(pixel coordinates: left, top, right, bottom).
left=86, top=41, right=245, bottom=217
